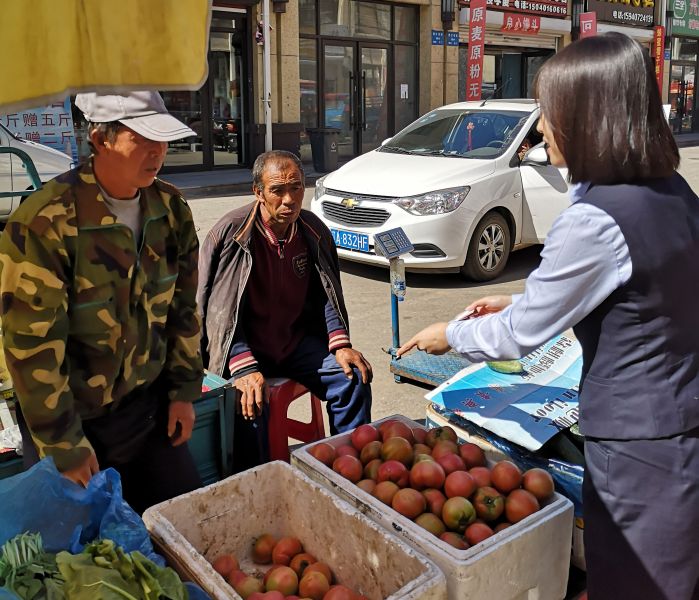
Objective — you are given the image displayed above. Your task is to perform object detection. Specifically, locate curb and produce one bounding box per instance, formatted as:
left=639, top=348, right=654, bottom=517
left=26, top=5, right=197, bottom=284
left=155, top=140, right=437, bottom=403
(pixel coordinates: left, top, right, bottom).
left=181, top=174, right=324, bottom=200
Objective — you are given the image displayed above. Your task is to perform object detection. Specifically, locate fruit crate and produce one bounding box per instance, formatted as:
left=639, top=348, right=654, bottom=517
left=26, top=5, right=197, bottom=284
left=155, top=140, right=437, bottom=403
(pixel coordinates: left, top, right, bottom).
left=142, top=460, right=447, bottom=600
left=425, top=403, right=586, bottom=572
left=291, top=414, right=574, bottom=600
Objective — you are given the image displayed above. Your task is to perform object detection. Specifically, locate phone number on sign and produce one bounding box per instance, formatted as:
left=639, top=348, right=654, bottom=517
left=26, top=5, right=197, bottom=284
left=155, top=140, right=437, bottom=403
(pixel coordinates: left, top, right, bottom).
left=612, top=10, right=653, bottom=24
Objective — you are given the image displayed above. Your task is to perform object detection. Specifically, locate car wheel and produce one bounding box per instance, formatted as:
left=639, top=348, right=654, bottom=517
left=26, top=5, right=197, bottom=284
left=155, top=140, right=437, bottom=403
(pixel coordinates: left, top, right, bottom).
left=461, top=211, right=511, bottom=281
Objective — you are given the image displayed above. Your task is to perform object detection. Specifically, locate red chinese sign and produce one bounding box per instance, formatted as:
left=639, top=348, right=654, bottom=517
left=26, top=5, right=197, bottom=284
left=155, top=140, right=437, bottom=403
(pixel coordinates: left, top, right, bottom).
left=501, top=12, right=541, bottom=33
left=579, top=11, right=597, bottom=38
left=653, top=25, right=665, bottom=92
left=466, top=0, right=487, bottom=101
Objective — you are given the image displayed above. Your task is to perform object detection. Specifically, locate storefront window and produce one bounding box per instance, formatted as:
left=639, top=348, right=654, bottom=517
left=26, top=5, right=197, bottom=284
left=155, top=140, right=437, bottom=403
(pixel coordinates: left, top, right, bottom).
left=300, top=0, right=317, bottom=34
left=162, top=90, right=204, bottom=169
left=320, top=0, right=390, bottom=39
left=394, top=6, right=417, bottom=42
left=673, top=37, right=698, bottom=61
left=210, top=30, right=244, bottom=166
left=353, top=2, right=391, bottom=39
left=394, top=45, right=417, bottom=132
left=320, top=0, right=351, bottom=37
left=300, top=39, right=318, bottom=163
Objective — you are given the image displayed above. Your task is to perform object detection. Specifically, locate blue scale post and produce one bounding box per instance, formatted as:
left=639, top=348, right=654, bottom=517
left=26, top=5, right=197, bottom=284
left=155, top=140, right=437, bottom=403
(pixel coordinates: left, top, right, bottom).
left=375, top=227, right=474, bottom=387
left=374, top=227, right=414, bottom=351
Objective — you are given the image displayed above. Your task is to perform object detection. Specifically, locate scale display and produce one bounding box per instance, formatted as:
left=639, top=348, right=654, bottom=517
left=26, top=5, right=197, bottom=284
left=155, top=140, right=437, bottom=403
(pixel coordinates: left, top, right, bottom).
left=374, top=227, right=414, bottom=259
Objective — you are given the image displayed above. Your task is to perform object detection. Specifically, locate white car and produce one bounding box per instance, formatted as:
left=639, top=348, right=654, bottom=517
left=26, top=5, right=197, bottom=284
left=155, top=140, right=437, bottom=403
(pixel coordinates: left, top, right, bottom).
left=0, top=123, right=74, bottom=222
left=311, top=99, right=570, bottom=281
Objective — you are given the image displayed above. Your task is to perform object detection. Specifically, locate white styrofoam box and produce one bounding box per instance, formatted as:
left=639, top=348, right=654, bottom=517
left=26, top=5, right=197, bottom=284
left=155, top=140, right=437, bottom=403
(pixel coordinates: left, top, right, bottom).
left=292, top=414, right=574, bottom=600
left=426, top=404, right=586, bottom=572
left=143, top=460, right=446, bottom=600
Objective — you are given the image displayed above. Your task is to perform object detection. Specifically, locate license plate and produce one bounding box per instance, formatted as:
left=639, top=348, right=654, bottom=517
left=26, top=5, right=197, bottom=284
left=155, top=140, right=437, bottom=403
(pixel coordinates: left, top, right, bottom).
left=331, top=228, right=370, bottom=253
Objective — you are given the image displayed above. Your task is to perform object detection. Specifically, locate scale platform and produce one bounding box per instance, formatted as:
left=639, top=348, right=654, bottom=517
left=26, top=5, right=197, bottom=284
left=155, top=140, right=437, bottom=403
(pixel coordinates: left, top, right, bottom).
left=390, top=350, right=473, bottom=388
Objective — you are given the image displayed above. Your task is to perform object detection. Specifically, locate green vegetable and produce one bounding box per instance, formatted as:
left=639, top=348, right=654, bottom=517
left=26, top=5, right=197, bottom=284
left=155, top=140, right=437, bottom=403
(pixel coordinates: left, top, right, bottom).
left=56, top=540, right=187, bottom=600
left=486, top=360, right=524, bottom=374
left=0, top=532, right=64, bottom=600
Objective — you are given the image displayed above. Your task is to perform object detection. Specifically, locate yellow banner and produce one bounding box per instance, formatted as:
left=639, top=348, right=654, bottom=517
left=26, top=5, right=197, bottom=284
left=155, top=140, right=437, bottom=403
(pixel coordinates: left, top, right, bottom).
left=1, top=0, right=212, bottom=113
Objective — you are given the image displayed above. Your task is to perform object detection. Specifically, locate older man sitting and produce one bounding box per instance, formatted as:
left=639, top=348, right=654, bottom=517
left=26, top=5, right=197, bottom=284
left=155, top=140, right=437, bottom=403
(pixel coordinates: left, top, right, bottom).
left=198, top=150, right=373, bottom=468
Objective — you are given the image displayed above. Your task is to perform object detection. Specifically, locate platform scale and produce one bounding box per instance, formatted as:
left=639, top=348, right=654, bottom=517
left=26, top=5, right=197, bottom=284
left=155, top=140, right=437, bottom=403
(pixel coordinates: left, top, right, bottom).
left=374, top=227, right=474, bottom=389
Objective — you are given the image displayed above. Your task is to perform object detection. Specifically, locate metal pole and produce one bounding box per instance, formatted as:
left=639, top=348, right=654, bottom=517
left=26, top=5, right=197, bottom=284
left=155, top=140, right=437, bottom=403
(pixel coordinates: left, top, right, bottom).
left=262, top=0, right=273, bottom=151
left=391, top=288, right=400, bottom=349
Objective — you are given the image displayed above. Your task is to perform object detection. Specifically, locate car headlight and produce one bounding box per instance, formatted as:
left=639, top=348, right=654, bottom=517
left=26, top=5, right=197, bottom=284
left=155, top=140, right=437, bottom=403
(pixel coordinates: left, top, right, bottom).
left=393, top=186, right=470, bottom=216
left=314, top=175, right=327, bottom=202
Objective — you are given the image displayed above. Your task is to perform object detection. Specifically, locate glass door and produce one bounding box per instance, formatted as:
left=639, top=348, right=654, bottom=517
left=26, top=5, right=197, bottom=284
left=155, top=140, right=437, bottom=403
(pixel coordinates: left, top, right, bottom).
left=323, top=43, right=355, bottom=159
left=359, top=45, right=389, bottom=153
left=669, top=64, right=695, bottom=133
left=210, top=28, right=245, bottom=166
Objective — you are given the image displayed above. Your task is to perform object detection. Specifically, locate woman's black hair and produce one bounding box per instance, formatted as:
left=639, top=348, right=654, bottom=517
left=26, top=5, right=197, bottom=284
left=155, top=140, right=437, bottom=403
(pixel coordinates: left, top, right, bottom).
left=534, top=32, right=679, bottom=184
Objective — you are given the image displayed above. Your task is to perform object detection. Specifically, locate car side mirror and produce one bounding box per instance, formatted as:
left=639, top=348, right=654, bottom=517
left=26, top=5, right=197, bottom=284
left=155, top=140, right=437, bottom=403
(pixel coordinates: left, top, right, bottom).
left=521, top=145, right=549, bottom=166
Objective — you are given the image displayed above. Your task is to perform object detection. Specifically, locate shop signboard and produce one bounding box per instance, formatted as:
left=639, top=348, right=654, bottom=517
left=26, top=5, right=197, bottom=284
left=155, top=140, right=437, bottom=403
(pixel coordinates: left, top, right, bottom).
left=586, top=0, right=655, bottom=28
left=653, top=25, right=665, bottom=92
left=501, top=13, right=542, bottom=32
left=2, top=98, right=78, bottom=162
left=672, top=0, right=699, bottom=36
left=579, top=12, right=597, bottom=37
left=466, top=0, right=487, bottom=101
left=459, top=0, right=567, bottom=19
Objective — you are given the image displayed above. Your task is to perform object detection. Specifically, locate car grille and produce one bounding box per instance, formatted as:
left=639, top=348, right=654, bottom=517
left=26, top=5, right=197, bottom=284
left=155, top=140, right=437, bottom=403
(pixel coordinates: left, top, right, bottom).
left=321, top=200, right=390, bottom=228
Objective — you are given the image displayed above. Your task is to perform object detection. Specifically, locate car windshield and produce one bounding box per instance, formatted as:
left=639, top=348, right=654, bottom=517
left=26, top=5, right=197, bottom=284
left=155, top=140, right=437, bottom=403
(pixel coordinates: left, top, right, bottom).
left=380, top=109, right=530, bottom=159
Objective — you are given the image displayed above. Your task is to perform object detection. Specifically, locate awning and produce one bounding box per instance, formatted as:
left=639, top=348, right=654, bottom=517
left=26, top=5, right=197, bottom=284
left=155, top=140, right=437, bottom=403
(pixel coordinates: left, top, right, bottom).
left=1, top=0, right=212, bottom=114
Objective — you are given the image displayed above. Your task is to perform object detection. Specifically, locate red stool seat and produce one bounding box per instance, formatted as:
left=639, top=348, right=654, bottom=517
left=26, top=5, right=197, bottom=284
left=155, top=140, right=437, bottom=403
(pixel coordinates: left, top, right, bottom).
left=267, top=377, right=325, bottom=462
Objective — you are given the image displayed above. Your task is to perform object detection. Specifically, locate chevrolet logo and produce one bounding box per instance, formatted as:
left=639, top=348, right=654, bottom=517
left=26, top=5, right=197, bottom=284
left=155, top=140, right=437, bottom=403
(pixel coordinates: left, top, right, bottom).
left=341, top=198, right=360, bottom=209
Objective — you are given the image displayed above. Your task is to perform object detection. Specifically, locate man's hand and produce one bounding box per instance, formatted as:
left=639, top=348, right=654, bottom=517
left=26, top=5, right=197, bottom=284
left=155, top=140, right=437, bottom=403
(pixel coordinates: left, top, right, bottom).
left=335, top=348, right=373, bottom=384
left=62, top=451, right=100, bottom=487
left=396, top=322, right=451, bottom=358
left=234, top=371, right=268, bottom=420
left=168, top=401, right=196, bottom=446
left=465, top=295, right=513, bottom=317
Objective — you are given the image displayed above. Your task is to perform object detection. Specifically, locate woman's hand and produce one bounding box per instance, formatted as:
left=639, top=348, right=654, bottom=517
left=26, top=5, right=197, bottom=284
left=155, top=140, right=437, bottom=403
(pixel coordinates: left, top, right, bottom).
left=396, top=322, right=451, bottom=357
left=464, top=295, right=513, bottom=317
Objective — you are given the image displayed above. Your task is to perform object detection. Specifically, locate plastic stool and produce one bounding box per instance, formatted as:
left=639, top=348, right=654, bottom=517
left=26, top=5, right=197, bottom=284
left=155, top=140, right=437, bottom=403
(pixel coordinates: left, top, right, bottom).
left=267, top=377, right=325, bottom=462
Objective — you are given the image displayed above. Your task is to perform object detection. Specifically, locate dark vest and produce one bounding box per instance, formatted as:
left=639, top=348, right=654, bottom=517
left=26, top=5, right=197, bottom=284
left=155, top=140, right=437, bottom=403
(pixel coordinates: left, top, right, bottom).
left=573, top=173, right=699, bottom=440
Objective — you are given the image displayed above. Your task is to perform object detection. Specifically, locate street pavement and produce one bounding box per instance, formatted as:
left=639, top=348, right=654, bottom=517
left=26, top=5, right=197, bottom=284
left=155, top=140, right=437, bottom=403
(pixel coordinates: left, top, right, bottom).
left=186, top=145, right=699, bottom=429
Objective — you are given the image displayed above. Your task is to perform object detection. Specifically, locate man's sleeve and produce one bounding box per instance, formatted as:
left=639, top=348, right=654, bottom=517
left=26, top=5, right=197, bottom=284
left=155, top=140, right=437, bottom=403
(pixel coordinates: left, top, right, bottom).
left=325, top=300, right=351, bottom=352
left=0, top=220, right=93, bottom=471
left=164, top=201, right=204, bottom=403
left=227, top=294, right=259, bottom=378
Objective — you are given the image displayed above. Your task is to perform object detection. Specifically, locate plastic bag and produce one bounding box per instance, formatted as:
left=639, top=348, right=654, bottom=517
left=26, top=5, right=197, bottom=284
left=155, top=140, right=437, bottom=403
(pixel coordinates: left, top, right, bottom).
left=0, top=458, right=161, bottom=564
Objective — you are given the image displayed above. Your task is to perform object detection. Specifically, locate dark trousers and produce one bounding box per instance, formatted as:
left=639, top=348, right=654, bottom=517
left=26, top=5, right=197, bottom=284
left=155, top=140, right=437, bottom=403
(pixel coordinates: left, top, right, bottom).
left=17, top=389, right=202, bottom=515
left=233, top=335, right=372, bottom=471
left=583, top=429, right=699, bottom=600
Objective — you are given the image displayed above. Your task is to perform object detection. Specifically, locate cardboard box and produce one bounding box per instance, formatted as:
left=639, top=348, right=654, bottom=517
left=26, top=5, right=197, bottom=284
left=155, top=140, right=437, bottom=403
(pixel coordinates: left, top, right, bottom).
left=292, top=415, right=574, bottom=600
left=143, top=461, right=446, bottom=600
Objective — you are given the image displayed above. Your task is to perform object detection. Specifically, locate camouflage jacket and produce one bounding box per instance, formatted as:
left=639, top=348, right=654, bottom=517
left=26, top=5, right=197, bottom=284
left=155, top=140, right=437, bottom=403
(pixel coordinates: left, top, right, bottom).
left=0, top=161, right=203, bottom=471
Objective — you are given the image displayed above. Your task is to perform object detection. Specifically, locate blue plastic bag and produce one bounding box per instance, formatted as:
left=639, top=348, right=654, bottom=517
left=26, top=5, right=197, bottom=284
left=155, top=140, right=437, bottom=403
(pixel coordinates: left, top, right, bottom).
left=0, top=458, right=161, bottom=563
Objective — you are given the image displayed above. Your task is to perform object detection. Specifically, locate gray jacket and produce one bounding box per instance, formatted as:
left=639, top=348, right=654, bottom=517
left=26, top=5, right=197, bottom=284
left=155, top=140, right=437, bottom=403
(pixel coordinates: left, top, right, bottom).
left=197, top=201, right=351, bottom=376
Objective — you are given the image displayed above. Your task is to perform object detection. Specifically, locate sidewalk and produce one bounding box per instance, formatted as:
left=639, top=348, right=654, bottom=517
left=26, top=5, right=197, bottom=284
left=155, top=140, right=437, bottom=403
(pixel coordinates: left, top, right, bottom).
left=675, top=131, right=699, bottom=148
left=166, top=132, right=699, bottom=200
left=164, top=163, right=325, bottom=200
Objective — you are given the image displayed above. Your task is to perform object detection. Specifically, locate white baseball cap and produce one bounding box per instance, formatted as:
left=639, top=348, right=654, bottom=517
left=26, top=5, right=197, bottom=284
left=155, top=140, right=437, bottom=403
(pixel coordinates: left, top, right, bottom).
left=75, top=91, right=196, bottom=141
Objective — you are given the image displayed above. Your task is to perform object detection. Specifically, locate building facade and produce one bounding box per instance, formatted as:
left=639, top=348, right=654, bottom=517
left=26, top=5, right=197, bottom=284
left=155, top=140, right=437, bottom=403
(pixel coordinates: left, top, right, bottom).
left=668, top=0, right=698, bottom=133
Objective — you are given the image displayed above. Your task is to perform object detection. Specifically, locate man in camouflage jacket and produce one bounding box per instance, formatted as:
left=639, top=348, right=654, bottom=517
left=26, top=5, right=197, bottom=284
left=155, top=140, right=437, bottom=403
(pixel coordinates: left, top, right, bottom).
left=0, top=92, right=203, bottom=512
